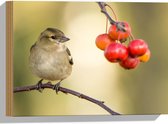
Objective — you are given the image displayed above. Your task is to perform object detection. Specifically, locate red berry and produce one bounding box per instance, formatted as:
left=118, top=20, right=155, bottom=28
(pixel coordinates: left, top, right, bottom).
left=128, top=39, right=148, bottom=57
left=95, top=34, right=115, bottom=50
left=119, top=56, right=140, bottom=69
left=104, top=42, right=128, bottom=63
left=108, top=21, right=131, bottom=40
left=139, top=49, right=151, bottom=62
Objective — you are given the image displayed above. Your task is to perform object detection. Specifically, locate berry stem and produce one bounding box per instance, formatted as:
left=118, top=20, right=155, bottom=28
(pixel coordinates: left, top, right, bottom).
left=97, top=2, right=116, bottom=25
left=97, top=2, right=126, bottom=32
left=129, top=32, right=135, bottom=40
left=105, top=4, right=118, bottom=21
left=105, top=17, right=108, bottom=33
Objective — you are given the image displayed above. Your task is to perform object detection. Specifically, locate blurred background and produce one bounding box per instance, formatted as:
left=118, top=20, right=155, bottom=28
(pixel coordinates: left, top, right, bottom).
left=13, top=2, right=168, bottom=115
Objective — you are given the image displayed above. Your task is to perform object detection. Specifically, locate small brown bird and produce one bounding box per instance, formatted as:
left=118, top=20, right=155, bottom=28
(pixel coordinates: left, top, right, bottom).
left=29, top=28, right=73, bottom=93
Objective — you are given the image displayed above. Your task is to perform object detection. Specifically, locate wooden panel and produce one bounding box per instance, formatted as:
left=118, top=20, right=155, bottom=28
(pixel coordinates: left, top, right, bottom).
left=6, top=1, right=13, bottom=116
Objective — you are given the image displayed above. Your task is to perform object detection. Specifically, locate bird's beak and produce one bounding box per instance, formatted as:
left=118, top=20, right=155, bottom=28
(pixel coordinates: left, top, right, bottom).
left=61, top=36, right=70, bottom=42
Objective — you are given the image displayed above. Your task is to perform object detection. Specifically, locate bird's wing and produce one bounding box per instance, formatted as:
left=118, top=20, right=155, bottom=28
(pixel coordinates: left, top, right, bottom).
left=66, top=47, right=74, bottom=65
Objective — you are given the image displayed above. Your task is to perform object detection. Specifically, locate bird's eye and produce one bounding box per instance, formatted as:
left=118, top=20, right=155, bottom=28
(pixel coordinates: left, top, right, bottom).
left=51, top=35, right=56, bottom=39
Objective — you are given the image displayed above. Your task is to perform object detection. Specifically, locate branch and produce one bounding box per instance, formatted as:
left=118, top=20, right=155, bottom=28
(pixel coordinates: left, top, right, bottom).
left=97, top=2, right=116, bottom=25
left=14, top=82, right=120, bottom=115
left=97, top=2, right=126, bottom=32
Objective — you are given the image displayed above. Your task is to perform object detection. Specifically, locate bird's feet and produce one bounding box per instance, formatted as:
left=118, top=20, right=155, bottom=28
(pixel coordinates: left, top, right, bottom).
left=36, top=79, right=43, bottom=93
left=53, top=80, right=62, bottom=94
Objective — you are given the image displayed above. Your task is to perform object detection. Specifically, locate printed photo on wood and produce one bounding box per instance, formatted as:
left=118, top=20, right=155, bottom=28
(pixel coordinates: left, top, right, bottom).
left=6, top=1, right=168, bottom=116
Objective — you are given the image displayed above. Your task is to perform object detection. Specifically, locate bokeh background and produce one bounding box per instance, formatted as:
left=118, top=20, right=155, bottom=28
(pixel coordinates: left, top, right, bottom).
left=13, top=2, right=168, bottom=115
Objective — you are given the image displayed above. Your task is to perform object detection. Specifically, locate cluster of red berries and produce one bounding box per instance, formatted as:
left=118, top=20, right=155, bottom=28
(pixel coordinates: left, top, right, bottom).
left=95, top=21, right=151, bottom=70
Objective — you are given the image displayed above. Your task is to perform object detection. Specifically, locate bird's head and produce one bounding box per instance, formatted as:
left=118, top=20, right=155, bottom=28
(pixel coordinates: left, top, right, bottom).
left=39, top=28, right=70, bottom=45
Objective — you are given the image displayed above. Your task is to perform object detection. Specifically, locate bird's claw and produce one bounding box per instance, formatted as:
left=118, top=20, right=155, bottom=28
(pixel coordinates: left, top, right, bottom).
left=36, top=79, right=43, bottom=93
left=53, top=82, right=61, bottom=94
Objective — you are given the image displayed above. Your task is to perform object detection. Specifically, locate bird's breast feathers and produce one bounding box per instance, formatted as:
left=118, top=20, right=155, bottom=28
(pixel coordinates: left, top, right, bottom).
left=29, top=44, right=72, bottom=81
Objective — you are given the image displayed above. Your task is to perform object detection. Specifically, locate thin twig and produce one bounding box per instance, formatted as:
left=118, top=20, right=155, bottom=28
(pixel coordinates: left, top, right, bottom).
left=97, top=2, right=116, bottom=25
left=106, top=4, right=118, bottom=21
left=97, top=2, right=126, bottom=32
left=14, top=82, right=120, bottom=115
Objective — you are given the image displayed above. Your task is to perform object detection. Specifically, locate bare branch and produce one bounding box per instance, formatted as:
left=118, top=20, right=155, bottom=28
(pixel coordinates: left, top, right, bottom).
left=97, top=2, right=116, bottom=25
left=14, top=82, right=120, bottom=115
left=97, top=2, right=126, bottom=32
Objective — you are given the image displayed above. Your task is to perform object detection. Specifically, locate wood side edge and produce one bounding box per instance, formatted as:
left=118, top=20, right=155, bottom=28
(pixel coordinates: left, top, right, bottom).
left=6, top=1, right=13, bottom=116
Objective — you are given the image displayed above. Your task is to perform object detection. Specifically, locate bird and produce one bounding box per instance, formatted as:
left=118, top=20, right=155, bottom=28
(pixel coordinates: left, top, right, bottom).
left=29, top=28, right=73, bottom=93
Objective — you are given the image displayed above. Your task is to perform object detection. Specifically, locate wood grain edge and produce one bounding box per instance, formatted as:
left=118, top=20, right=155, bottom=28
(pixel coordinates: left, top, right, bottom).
left=6, top=1, right=13, bottom=116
